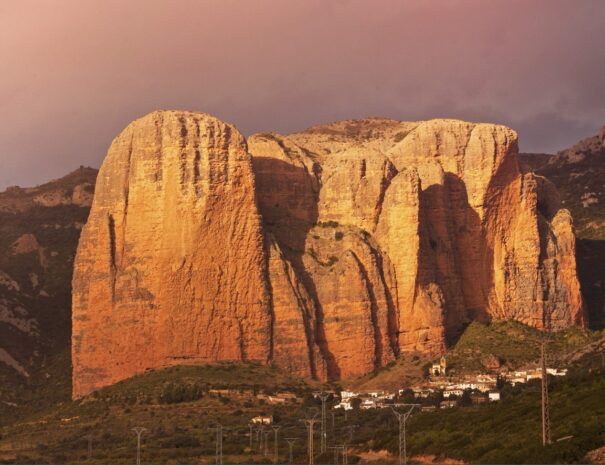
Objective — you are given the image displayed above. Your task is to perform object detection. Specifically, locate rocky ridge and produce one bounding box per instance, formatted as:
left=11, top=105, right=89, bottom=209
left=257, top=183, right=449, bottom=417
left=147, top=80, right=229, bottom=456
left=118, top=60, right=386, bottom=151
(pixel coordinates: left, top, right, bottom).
left=521, top=126, right=605, bottom=329
left=71, top=111, right=585, bottom=397
left=0, top=167, right=96, bottom=385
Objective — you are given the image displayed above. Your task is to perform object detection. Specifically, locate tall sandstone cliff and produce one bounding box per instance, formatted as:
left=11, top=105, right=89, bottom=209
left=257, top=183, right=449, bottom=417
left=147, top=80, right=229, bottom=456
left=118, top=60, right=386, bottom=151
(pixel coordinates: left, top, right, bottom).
left=72, top=111, right=584, bottom=397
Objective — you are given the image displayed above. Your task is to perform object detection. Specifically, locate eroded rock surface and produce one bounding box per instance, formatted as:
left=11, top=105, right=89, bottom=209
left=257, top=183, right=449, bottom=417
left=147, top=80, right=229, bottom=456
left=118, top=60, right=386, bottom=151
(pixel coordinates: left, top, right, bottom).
left=249, top=117, right=584, bottom=362
left=72, top=111, right=271, bottom=398
left=72, top=112, right=585, bottom=396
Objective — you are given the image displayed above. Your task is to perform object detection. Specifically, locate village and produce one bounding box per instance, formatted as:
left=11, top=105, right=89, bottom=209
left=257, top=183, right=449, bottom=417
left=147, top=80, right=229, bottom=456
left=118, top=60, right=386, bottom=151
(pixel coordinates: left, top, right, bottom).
left=247, top=355, right=569, bottom=425
left=330, top=356, right=568, bottom=413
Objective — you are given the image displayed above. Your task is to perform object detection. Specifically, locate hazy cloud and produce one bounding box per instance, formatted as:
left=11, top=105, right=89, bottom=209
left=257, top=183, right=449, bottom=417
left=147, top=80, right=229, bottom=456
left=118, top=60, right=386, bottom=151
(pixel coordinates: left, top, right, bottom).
left=1, top=0, right=604, bottom=188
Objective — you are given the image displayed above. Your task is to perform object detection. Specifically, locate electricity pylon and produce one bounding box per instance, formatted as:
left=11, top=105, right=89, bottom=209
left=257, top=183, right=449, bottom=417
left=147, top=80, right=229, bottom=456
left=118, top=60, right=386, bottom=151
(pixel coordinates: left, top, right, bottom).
left=272, top=425, right=281, bottom=464
left=258, top=424, right=264, bottom=451
left=132, top=427, right=147, bottom=465
left=85, top=433, right=93, bottom=460
left=263, top=430, right=271, bottom=457
left=391, top=404, right=419, bottom=465
left=541, top=339, right=552, bottom=445
left=539, top=311, right=552, bottom=447
left=209, top=423, right=224, bottom=464
left=248, top=424, right=255, bottom=450
left=285, top=438, right=297, bottom=464
left=318, top=392, right=330, bottom=453
left=301, top=417, right=319, bottom=465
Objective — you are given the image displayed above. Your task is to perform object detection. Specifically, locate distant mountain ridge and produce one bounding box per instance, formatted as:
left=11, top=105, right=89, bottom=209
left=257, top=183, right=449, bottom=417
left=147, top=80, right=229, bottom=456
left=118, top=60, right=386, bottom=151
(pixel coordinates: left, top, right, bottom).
left=0, top=167, right=97, bottom=389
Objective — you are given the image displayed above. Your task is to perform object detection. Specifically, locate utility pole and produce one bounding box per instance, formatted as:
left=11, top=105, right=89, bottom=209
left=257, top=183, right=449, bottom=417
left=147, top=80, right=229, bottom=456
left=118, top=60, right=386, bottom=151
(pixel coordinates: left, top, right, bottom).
left=272, top=426, right=281, bottom=464
left=263, top=430, right=271, bottom=457
left=285, top=438, right=297, bottom=464
left=258, top=425, right=264, bottom=451
left=391, top=405, right=419, bottom=465
left=132, top=427, right=147, bottom=465
left=301, top=418, right=319, bottom=465
left=541, top=339, right=552, bottom=446
left=249, top=424, right=255, bottom=450
left=342, top=425, right=356, bottom=465
left=318, top=392, right=330, bottom=453
left=209, top=423, right=224, bottom=465
left=85, top=434, right=93, bottom=460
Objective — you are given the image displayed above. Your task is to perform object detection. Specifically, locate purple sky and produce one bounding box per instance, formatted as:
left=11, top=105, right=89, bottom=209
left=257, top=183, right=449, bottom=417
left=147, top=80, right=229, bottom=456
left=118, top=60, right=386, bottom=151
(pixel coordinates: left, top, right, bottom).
left=1, top=0, right=605, bottom=190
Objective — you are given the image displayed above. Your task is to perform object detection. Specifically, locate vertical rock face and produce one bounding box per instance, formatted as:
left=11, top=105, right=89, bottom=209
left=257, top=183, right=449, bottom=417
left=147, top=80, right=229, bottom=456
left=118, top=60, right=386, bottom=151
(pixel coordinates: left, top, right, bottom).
left=73, top=112, right=585, bottom=396
left=248, top=117, right=585, bottom=361
left=72, top=111, right=271, bottom=398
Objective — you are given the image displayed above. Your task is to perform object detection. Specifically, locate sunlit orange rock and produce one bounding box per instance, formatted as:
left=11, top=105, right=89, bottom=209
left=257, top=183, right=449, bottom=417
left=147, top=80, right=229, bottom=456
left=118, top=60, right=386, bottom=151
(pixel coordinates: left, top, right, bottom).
left=72, top=111, right=271, bottom=398
left=72, top=112, right=584, bottom=397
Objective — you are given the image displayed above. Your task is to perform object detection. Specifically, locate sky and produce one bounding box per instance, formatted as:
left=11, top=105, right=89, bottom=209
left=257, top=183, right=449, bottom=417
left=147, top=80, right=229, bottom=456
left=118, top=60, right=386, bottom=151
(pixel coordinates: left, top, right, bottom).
left=1, top=0, right=605, bottom=190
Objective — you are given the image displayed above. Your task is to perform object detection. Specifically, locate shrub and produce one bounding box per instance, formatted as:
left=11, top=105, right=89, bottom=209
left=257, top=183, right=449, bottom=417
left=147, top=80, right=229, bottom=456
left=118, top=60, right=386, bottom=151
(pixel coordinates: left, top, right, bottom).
left=159, top=382, right=202, bottom=404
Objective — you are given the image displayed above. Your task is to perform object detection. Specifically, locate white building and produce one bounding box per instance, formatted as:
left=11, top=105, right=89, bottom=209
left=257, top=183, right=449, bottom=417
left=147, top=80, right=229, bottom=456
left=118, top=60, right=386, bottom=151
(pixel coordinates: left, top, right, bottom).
left=443, top=388, right=464, bottom=398
left=488, top=392, right=501, bottom=402
left=334, top=401, right=353, bottom=410
left=340, top=391, right=358, bottom=400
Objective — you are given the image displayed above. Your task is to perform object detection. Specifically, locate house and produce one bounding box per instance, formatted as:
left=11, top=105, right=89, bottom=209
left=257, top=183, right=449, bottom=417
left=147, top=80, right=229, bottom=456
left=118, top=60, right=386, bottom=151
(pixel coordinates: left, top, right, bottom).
left=421, top=405, right=437, bottom=412
left=361, top=399, right=378, bottom=410
left=334, top=401, right=353, bottom=410
left=443, top=388, right=464, bottom=398
left=411, top=388, right=435, bottom=398
left=340, top=391, right=358, bottom=400
left=547, top=368, right=568, bottom=376
left=251, top=416, right=273, bottom=425
left=488, top=392, right=501, bottom=402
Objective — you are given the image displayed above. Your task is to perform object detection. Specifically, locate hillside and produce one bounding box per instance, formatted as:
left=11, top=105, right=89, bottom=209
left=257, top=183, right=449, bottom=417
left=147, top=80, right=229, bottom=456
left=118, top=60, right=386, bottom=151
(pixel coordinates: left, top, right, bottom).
left=347, top=321, right=601, bottom=392
left=0, top=167, right=97, bottom=409
left=0, top=363, right=318, bottom=464
left=1, top=330, right=604, bottom=464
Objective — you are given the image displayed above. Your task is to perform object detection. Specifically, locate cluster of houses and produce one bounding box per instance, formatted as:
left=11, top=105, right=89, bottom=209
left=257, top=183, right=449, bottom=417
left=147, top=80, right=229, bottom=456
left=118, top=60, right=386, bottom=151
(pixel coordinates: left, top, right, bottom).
left=246, top=356, right=569, bottom=425
left=330, top=356, right=568, bottom=412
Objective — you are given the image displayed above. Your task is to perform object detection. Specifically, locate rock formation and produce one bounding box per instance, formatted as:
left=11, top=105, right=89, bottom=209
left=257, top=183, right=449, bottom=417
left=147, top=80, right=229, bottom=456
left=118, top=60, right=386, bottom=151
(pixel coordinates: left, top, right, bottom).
left=521, top=126, right=605, bottom=328
left=72, top=111, right=585, bottom=397
left=72, top=111, right=272, bottom=398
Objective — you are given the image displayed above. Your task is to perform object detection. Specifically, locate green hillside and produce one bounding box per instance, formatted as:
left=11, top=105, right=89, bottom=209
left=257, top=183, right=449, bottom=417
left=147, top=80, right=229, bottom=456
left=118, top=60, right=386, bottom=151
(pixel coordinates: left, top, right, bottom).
left=1, top=324, right=604, bottom=464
